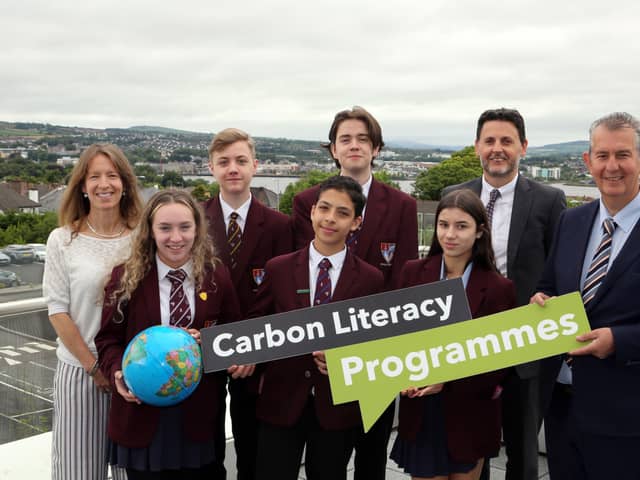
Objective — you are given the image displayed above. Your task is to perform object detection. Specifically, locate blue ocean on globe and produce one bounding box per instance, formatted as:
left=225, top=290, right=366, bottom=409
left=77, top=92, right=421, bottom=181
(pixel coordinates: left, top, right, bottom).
left=122, top=325, right=202, bottom=407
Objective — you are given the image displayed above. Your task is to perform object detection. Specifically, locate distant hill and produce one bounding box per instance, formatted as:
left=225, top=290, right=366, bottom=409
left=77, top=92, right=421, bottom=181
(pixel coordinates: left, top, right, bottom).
left=528, top=140, right=589, bottom=156
left=127, top=125, right=211, bottom=136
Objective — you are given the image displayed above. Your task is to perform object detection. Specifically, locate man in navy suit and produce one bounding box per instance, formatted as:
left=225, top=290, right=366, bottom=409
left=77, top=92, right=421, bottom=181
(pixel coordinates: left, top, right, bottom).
left=251, top=175, right=384, bottom=479
left=203, top=128, right=293, bottom=480
left=532, top=112, right=640, bottom=479
left=443, top=108, right=566, bottom=480
left=292, top=107, right=418, bottom=479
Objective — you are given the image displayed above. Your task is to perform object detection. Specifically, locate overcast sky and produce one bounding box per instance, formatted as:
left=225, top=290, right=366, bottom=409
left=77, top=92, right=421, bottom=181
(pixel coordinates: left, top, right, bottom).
left=2, top=0, right=638, bottom=146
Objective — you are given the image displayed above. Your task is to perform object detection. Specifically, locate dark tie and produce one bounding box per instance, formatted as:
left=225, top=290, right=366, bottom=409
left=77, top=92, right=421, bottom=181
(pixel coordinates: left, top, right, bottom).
left=227, top=212, right=242, bottom=269
left=485, top=188, right=501, bottom=227
left=582, top=218, right=617, bottom=305
left=346, top=227, right=361, bottom=253
left=166, top=269, right=192, bottom=327
left=313, top=258, right=332, bottom=306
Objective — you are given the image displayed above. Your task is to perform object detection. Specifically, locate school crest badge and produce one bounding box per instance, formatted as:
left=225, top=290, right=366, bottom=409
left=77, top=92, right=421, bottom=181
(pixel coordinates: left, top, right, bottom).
left=252, top=268, right=265, bottom=286
left=380, top=242, right=396, bottom=264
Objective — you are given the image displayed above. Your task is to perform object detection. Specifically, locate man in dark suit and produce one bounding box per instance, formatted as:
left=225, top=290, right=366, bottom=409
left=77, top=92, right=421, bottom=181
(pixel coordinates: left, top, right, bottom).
left=292, top=107, right=418, bottom=479
left=203, top=128, right=293, bottom=480
left=443, top=108, right=566, bottom=480
left=532, top=112, right=640, bottom=480
left=251, top=176, right=384, bottom=479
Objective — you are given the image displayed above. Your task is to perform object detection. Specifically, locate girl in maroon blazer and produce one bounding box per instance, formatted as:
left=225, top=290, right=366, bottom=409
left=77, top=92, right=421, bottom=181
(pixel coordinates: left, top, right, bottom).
left=390, top=189, right=516, bottom=480
left=96, top=190, right=252, bottom=480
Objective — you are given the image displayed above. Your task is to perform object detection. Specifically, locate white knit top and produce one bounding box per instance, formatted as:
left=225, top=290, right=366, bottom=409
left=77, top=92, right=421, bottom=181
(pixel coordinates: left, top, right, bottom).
left=43, top=226, right=133, bottom=367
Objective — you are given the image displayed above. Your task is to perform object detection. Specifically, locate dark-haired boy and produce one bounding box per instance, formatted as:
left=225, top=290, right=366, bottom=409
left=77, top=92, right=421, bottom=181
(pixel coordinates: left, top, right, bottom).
left=251, top=176, right=384, bottom=480
left=203, top=128, right=293, bottom=480
left=292, top=106, right=418, bottom=479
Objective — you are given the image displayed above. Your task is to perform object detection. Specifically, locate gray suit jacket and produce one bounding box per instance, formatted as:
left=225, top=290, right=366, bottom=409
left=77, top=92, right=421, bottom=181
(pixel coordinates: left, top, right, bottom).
left=443, top=176, right=566, bottom=378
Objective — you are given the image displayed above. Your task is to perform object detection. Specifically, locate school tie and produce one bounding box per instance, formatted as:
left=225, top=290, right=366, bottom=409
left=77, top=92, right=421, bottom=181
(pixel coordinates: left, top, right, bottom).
left=485, top=188, right=501, bottom=227
left=582, top=218, right=617, bottom=305
left=346, top=227, right=361, bottom=253
left=167, top=269, right=192, bottom=327
left=313, top=258, right=332, bottom=306
left=227, top=211, right=242, bottom=269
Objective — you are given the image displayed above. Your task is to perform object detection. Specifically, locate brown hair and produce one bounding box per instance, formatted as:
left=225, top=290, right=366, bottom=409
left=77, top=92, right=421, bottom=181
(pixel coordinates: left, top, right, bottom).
left=323, top=106, right=385, bottom=168
left=208, top=128, right=256, bottom=160
left=109, top=189, right=220, bottom=319
left=58, top=143, right=142, bottom=236
left=428, top=189, right=498, bottom=272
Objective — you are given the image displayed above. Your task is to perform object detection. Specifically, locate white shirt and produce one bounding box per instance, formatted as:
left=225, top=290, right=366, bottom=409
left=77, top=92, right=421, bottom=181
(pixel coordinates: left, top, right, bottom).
left=308, top=242, right=347, bottom=304
left=219, top=194, right=252, bottom=232
left=360, top=175, right=373, bottom=221
left=44, top=227, right=133, bottom=367
left=156, top=255, right=195, bottom=326
left=481, top=174, right=518, bottom=276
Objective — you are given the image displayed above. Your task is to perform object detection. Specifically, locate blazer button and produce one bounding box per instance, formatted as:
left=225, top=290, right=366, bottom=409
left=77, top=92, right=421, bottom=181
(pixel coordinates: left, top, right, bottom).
left=304, top=370, right=311, bottom=379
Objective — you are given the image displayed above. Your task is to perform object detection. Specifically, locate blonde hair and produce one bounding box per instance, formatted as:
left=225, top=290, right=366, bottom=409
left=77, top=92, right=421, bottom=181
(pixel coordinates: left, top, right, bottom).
left=208, top=128, right=256, bottom=160
left=109, top=189, right=219, bottom=319
left=59, top=143, right=142, bottom=236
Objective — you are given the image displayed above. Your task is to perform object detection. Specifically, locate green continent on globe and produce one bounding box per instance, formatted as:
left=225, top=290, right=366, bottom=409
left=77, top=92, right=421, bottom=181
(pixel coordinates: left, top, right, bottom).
left=156, top=345, right=201, bottom=398
left=123, top=333, right=148, bottom=368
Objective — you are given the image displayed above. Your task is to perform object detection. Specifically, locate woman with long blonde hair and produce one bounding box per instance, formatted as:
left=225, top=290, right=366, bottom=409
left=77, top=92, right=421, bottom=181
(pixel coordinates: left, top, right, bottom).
left=96, top=189, right=253, bottom=479
left=44, top=143, right=142, bottom=480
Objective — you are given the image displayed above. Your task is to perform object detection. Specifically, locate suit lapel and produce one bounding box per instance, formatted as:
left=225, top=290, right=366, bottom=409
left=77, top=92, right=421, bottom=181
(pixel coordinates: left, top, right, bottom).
left=465, top=266, right=489, bottom=317
left=468, top=178, right=482, bottom=196
left=141, top=263, right=162, bottom=325
left=507, top=177, right=533, bottom=275
left=332, top=251, right=360, bottom=302
left=591, top=212, right=640, bottom=305
left=207, top=197, right=231, bottom=264
left=357, top=180, right=387, bottom=258
left=294, top=248, right=311, bottom=309
left=235, top=198, right=264, bottom=278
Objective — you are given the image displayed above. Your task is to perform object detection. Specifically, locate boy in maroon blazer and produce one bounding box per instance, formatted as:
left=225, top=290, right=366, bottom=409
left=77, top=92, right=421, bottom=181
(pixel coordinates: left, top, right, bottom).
left=250, top=175, right=384, bottom=480
left=203, top=128, right=293, bottom=480
left=292, top=107, right=418, bottom=479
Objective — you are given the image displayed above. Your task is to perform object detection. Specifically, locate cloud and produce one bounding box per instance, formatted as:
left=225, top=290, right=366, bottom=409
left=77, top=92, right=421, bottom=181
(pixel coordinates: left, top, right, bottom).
left=2, top=0, right=639, bottom=145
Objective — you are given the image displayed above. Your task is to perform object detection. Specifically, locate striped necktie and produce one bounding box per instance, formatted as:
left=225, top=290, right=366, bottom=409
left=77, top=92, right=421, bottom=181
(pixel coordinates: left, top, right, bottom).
left=346, top=227, right=361, bottom=253
left=313, top=258, right=332, bottom=306
left=485, top=188, right=501, bottom=227
left=227, top=211, right=242, bottom=269
left=167, top=269, right=192, bottom=327
left=582, top=218, right=617, bottom=305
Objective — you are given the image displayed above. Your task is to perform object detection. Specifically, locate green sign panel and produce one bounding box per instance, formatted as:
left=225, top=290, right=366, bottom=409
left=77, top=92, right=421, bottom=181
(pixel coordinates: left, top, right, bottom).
left=326, top=292, right=590, bottom=432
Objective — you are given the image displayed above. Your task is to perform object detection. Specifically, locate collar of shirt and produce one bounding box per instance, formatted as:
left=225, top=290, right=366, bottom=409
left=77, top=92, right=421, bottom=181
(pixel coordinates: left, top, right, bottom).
left=599, top=192, right=640, bottom=236
left=439, top=259, right=473, bottom=289
left=480, top=173, right=518, bottom=203
left=219, top=194, right=252, bottom=231
left=481, top=174, right=518, bottom=277
left=580, top=192, right=640, bottom=290
left=360, top=175, right=372, bottom=221
left=156, top=255, right=195, bottom=326
left=308, top=242, right=347, bottom=303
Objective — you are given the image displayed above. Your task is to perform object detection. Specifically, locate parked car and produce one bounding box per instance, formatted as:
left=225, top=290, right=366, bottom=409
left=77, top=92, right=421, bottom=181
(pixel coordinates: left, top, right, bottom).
left=2, top=245, right=36, bottom=264
left=0, top=270, right=20, bottom=288
left=0, top=252, right=10, bottom=266
left=27, top=243, right=47, bottom=262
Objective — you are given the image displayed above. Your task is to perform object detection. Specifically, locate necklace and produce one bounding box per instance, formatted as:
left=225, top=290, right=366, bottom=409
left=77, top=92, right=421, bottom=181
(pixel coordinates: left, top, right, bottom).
left=86, top=219, right=126, bottom=239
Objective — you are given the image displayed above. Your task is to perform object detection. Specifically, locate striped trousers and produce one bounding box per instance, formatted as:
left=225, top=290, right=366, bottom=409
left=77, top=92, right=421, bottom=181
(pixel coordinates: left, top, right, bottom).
left=52, top=361, right=127, bottom=480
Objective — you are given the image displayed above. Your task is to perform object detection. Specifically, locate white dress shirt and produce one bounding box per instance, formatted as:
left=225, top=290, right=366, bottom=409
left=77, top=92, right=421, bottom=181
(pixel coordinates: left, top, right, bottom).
left=481, top=174, right=518, bottom=276
left=219, top=194, right=252, bottom=232
left=308, top=242, right=347, bottom=305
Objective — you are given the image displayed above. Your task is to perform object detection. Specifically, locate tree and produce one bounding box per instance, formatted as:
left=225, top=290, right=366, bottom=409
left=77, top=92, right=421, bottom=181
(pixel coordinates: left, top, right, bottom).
left=412, top=146, right=482, bottom=200
left=134, top=164, right=160, bottom=185
left=160, top=171, right=185, bottom=188
left=190, top=182, right=219, bottom=201
left=278, top=170, right=332, bottom=215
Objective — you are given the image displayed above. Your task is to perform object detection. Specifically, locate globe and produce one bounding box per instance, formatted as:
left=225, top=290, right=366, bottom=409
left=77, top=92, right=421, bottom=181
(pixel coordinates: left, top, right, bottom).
left=122, top=325, right=202, bottom=407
